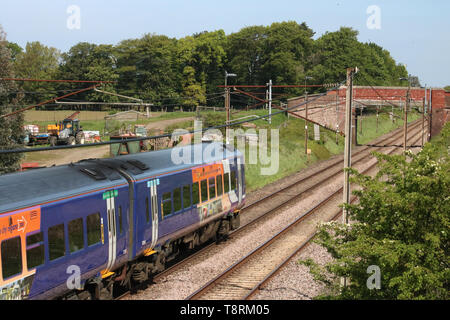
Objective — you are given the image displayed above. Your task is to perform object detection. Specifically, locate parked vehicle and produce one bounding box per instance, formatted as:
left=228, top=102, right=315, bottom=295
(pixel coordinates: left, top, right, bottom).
left=47, top=112, right=85, bottom=146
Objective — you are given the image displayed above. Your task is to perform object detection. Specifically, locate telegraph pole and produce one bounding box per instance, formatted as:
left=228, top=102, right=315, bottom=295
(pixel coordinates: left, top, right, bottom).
left=429, top=88, right=432, bottom=142
left=341, top=67, right=357, bottom=289
left=376, top=105, right=379, bottom=133
left=225, top=87, right=230, bottom=143
left=305, top=90, right=308, bottom=155
left=422, top=97, right=425, bottom=147
left=342, top=67, right=357, bottom=225
left=304, top=76, right=313, bottom=154
left=399, top=76, right=411, bottom=153
left=359, top=106, right=363, bottom=134
left=404, top=87, right=410, bottom=152
left=225, top=71, right=237, bottom=144
left=268, top=79, right=272, bottom=124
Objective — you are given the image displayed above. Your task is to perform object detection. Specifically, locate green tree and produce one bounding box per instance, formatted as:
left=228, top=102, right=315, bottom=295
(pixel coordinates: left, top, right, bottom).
left=0, top=26, right=24, bottom=173
left=181, top=66, right=206, bottom=109
left=116, top=34, right=179, bottom=108
left=309, top=27, right=408, bottom=88
left=14, top=41, right=60, bottom=104
left=262, top=22, right=314, bottom=80
left=6, top=42, right=22, bottom=62
left=177, top=30, right=227, bottom=100
left=59, top=42, right=118, bottom=102
left=226, top=25, right=268, bottom=85
left=444, top=86, right=450, bottom=92
left=300, top=124, right=450, bottom=299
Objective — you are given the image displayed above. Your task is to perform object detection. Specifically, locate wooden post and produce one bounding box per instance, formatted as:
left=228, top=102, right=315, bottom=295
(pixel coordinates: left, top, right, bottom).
left=343, top=67, right=356, bottom=224
left=341, top=67, right=356, bottom=289
left=376, top=106, right=379, bottom=133
left=404, top=86, right=410, bottom=153
left=305, top=91, right=308, bottom=155
left=422, top=97, right=425, bottom=147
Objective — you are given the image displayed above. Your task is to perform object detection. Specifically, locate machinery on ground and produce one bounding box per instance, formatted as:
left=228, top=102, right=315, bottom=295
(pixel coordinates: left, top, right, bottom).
left=23, top=125, right=49, bottom=146
left=47, top=111, right=85, bottom=146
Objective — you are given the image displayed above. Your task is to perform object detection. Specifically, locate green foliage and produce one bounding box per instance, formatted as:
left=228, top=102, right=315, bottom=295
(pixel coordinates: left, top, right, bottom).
left=310, top=27, right=408, bottom=87
left=200, top=111, right=227, bottom=135
left=182, top=66, right=206, bottom=108
left=2, top=22, right=415, bottom=111
left=13, top=41, right=61, bottom=103
left=299, top=123, right=450, bottom=299
left=0, top=25, right=24, bottom=173
left=444, top=86, right=450, bottom=92
left=59, top=42, right=119, bottom=102
left=6, top=42, right=22, bottom=62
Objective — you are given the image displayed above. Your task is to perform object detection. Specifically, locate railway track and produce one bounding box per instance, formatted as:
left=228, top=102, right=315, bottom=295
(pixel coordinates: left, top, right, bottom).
left=242, top=119, right=423, bottom=213
left=150, top=120, right=423, bottom=275
left=119, top=120, right=426, bottom=300
left=185, top=128, right=426, bottom=300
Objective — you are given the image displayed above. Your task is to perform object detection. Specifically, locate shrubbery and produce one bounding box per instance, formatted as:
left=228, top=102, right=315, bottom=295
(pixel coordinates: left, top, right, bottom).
left=300, top=123, right=450, bottom=300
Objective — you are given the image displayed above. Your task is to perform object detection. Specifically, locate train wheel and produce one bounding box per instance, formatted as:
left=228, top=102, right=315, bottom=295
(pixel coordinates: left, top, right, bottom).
left=231, top=211, right=240, bottom=230
left=217, top=219, right=230, bottom=242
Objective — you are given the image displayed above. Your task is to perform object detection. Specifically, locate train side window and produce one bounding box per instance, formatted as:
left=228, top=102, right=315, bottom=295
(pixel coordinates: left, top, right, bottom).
left=200, top=179, right=208, bottom=202
left=216, top=175, right=223, bottom=197
left=87, top=213, right=101, bottom=246
left=145, top=196, right=150, bottom=223
left=173, top=188, right=182, bottom=213
left=209, top=177, right=216, bottom=199
left=1, top=237, right=22, bottom=279
left=192, top=182, right=200, bottom=205
left=48, top=223, right=65, bottom=261
left=68, top=218, right=84, bottom=253
left=26, top=232, right=44, bottom=269
left=162, top=192, right=172, bottom=217
left=183, top=185, right=191, bottom=209
left=224, top=172, right=230, bottom=193
left=118, top=206, right=123, bottom=235
left=231, top=171, right=237, bottom=191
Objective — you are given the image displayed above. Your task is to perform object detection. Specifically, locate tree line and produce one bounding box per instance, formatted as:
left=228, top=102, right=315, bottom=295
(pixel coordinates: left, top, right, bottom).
left=3, top=21, right=411, bottom=110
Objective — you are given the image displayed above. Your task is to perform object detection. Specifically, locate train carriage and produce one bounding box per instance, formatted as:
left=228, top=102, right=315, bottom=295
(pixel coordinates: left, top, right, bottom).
left=0, top=142, right=245, bottom=299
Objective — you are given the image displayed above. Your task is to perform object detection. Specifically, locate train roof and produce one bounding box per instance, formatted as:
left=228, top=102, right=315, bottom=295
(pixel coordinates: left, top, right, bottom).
left=102, top=142, right=241, bottom=180
left=0, top=142, right=241, bottom=214
left=0, top=160, right=128, bottom=214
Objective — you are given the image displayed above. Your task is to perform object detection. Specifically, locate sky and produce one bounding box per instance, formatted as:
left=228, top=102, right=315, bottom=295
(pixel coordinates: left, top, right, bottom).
left=1, top=0, right=449, bottom=87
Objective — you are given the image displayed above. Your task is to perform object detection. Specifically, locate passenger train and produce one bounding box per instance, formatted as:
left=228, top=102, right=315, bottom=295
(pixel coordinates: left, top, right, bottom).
left=0, top=142, right=245, bottom=299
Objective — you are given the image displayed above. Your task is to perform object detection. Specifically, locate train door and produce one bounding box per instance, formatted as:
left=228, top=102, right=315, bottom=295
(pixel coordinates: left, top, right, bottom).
left=148, top=179, right=159, bottom=250
left=105, top=191, right=117, bottom=272
left=237, top=157, right=243, bottom=204
left=113, top=188, right=130, bottom=266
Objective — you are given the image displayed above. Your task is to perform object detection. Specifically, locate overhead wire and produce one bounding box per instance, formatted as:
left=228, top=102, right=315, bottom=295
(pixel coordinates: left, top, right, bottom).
left=0, top=79, right=347, bottom=154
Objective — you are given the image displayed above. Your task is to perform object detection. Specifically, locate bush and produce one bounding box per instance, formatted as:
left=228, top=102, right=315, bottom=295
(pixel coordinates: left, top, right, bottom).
left=299, top=123, right=450, bottom=300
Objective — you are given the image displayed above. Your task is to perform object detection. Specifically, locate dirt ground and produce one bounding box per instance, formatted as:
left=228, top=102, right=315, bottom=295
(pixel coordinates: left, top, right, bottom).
left=145, top=117, right=194, bottom=132
left=23, top=145, right=110, bottom=167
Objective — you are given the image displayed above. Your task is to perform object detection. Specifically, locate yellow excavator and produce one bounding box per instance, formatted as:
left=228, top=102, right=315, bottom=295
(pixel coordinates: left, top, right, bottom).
left=47, top=111, right=85, bottom=146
